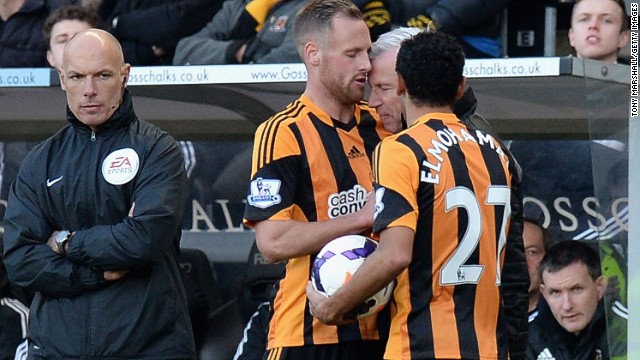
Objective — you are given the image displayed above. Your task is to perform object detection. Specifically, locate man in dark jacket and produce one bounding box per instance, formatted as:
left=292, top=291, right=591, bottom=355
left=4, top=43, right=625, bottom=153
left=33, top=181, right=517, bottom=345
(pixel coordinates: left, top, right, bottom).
left=173, top=0, right=306, bottom=65
left=0, top=0, right=68, bottom=67
left=353, top=0, right=507, bottom=57
left=526, top=240, right=612, bottom=360
left=2, top=29, right=195, bottom=359
left=101, top=0, right=223, bottom=65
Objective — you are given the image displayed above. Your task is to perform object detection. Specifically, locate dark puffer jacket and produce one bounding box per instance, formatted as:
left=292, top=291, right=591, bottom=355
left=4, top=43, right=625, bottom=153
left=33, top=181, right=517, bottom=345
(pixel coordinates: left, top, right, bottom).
left=526, top=298, right=609, bottom=360
left=3, top=90, right=195, bottom=359
left=0, top=0, right=68, bottom=68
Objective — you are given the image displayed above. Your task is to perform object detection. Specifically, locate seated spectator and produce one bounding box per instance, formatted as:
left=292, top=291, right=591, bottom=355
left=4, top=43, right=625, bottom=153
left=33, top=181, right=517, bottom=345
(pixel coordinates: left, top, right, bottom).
left=173, top=0, right=306, bottom=65
left=0, top=0, right=68, bottom=67
left=353, top=0, right=508, bottom=57
left=522, top=217, right=552, bottom=321
left=526, top=240, right=616, bottom=359
left=568, top=0, right=630, bottom=63
left=100, top=0, right=223, bottom=65
left=43, top=4, right=102, bottom=69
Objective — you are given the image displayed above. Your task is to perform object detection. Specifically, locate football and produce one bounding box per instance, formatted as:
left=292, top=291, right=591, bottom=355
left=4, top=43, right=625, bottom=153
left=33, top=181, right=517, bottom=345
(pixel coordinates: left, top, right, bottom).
left=311, top=234, right=394, bottom=319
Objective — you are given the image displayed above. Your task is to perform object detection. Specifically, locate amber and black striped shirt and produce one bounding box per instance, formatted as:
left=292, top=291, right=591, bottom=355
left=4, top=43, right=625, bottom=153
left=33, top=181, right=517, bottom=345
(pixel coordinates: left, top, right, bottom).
left=244, top=94, right=391, bottom=349
left=372, top=112, right=514, bottom=359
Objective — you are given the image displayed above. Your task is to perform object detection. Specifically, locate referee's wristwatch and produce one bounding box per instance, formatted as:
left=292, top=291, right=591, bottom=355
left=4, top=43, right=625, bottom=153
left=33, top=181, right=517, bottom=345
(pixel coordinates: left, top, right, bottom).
left=55, top=230, right=73, bottom=255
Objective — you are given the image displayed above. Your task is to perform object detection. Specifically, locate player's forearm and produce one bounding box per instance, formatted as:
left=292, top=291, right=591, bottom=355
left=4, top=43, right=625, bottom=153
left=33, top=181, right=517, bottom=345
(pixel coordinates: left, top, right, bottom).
left=255, top=213, right=372, bottom=263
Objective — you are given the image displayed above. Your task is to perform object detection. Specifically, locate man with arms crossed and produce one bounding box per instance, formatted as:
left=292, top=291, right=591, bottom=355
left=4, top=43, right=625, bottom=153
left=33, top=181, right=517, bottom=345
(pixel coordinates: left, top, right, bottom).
left=3, top=29, right=194, bottom=359
left=307, top=31, right=529, bottom=359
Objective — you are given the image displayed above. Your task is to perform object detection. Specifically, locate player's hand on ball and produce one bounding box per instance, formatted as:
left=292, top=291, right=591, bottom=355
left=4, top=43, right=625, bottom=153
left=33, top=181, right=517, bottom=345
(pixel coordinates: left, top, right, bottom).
left=306, top=282, right=354, bottom=326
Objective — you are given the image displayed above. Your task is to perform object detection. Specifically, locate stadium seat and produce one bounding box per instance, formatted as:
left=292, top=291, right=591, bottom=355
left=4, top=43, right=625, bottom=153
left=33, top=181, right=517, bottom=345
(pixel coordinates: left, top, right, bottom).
left=239, top=241, right=285, bottom=322
left=179, top=248, right=223, bottom=349
left=197, top=298, right=246, bottom=360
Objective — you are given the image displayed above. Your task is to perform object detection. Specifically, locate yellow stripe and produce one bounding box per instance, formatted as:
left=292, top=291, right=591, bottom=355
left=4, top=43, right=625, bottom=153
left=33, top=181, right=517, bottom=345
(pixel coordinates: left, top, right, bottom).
left=246, top=0, right=280, bottom=31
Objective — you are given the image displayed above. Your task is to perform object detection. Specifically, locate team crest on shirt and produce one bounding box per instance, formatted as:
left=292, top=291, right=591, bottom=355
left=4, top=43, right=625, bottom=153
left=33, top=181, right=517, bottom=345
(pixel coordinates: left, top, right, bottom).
left=102, top=148, right=139, bottom=185
left=373, top=187, right=385, bottom=220
left=269, top=15, right=289, bottom=33
left=247, top=177, right=282, bottom=209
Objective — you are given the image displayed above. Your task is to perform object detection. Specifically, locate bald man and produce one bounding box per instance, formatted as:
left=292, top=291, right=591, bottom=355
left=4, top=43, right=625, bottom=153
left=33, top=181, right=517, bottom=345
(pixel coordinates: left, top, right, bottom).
left=3, top=29, right=195, bottom=359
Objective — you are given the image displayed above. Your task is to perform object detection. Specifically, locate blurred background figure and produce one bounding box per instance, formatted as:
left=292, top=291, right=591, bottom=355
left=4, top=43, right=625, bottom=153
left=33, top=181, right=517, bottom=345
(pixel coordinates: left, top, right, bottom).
left=352, top=0, right=508, bottom=57
left=173, top=0, right=306, bottom=65
left=1, top=231, right=30, bottom=360
left=43, top=4, right=102, bottom=69
left=100, top=0, right=223, bottom=65
left=522, top=217, right=552, bottom=321
left=0, top=0, right=69, bottom=67
left=568, top=0, right=630, bottom=63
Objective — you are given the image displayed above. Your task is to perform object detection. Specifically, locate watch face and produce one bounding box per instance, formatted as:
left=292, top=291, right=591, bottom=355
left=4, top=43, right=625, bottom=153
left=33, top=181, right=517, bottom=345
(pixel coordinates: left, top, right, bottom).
left=56, top=231, right=69, bottom=242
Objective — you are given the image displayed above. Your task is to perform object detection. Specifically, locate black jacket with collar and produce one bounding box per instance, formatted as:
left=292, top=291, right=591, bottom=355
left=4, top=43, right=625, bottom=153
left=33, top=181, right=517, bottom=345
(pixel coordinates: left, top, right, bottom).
left=526, top=297, right=609, bottom=360
left=3, top=90, right=194, bottom=359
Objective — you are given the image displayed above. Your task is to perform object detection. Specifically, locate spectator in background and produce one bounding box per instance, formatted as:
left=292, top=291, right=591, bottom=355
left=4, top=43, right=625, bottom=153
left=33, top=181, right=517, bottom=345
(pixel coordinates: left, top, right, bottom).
left=43, top=4, right=102, bottom=69
left=515, top=3, right=630, bottom=357
left=523, top=217, right=551, bottom=321
left=526, top=240, right=613, bottom=360
left=173, top=0, right=307, bottom=65
left=100, top=0, right=223, bottom=65
left=568, top=0, right=630, bottom=63
left=0, top=0, right=68, bottom=67
left=353, top=0, right=508, bottom=57
left=2, top=29, right=194, bottom=358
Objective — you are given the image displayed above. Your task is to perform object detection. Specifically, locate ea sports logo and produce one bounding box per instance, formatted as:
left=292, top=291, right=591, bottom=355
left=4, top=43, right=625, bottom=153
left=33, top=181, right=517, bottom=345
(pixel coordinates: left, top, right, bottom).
left=102, top=148, right=139, bottom=185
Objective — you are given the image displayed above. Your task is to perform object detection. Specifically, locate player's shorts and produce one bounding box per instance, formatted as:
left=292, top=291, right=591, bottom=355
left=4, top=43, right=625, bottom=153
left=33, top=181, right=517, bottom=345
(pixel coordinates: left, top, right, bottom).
left=263, top=340, right=385, bottom=360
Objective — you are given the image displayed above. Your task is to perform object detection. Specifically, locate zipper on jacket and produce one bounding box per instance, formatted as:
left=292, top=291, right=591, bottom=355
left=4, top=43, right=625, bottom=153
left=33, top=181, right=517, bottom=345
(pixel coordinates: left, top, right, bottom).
left=91, top=131, right=96, bottom=141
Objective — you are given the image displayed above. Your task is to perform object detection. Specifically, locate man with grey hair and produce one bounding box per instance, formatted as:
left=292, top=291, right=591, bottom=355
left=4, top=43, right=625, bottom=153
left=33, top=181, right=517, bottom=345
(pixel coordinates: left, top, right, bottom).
left=368, top=27, right=421, bottom=133
left=368, top=27, right=497, bottom=135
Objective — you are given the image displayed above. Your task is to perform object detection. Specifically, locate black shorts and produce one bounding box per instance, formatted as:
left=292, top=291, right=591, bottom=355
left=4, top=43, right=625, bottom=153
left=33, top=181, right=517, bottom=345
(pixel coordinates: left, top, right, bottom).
left=263, top=341, right=385, bottom=360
